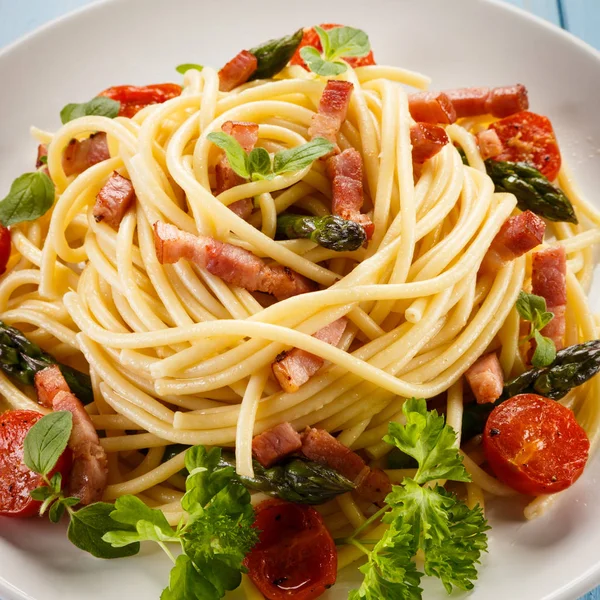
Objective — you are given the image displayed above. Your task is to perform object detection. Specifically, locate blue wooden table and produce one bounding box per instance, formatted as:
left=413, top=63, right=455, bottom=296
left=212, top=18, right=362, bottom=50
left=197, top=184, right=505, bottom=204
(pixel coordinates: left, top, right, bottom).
left=0, top=0, right=598, bottom=598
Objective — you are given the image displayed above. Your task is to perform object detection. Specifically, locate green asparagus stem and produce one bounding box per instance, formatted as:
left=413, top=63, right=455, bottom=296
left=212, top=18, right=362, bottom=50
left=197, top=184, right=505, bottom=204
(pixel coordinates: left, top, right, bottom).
left=0, top=321, right=93, bottom=404
left=249, top=29, right=304, bottom=80
left=219, top=451, right=355, bottom=504
left=276, top=213, right=366, bottom=251
left=485, top=159, right=578, bottom=224
left=461, top=340, right=600, bottom=440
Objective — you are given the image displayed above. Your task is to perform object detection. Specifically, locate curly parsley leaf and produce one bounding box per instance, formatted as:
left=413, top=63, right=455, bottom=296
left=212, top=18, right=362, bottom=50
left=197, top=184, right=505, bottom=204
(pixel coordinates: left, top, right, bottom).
left=515, top=291, right=556, bottom=367
left=384, top=398, right=469, bottom=484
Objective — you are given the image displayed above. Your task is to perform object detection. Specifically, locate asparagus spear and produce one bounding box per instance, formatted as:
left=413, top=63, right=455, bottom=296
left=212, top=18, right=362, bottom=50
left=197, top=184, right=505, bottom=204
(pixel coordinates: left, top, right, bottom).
left=249, top=29, right=304, bottom=80
left=485, top=159, right=578, bottom=224
left=276, top=214, right=366, bottom=251
left=461, top=340, right=600, bottom=439
left=0, top=321, right=93, bottom=405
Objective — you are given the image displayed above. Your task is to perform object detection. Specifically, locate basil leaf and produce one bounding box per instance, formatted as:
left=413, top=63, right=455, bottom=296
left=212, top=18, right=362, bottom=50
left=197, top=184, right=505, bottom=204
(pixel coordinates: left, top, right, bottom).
left=532, top=331, right=557, bottom=368
left=176, top=63, right=204, bottom=74
left=109, top=495, right=174, bottom=536
left=68, top=502, right=140, bottom=559
left=515, top=290, right=547, bottom=322
left=534, top=308, right=555, bottom=331
left=299, top=46, right=347, bottom=76
left=248, top=147, right=273, bottom=180
left=314, top=26, right=333, bottom=58
left=0, top=171, right=55, bottom=227
left=161, top=554, right=217, bottom=600
left=207, top=132, right=250, bottom=179
left=326, top=26, right=370, bottom=58
left=38, top=155, right=48, bottom=165
left=23, top=411, right=73, bottom=476
left=60, top=96, right=120, bottom=125
left=249, top=28, right=304, bottom=80
left=273, top=137, right=335, bottom=175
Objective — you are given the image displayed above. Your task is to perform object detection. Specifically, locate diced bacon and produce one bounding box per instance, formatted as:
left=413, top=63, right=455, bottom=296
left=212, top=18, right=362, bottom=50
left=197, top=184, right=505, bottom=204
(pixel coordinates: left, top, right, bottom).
left=410, top=123, right=449, bottom=164
left=326, top=148, right=374, bottom=239
left=481, top=210, right=546, bottom=272
left=252, top=422, right=302, bottom=468
left=272, top=318, right=348, bottom=393
left=465, top=353, right=504, bottom=404
left=218, top=50, right=258, bottom=92
left=301, top=427, right=391, bottom=504
left=444, top=84, right=529, bottom=119
left=34, top=365, right=70, bottom=408
left=153, top=221, right=315, bottom=300
left=214, top=121, right=260, bottom=221
left=34, top=366, right=107, bottom=505
left=93, top=172, right=136, bottom=229
left=532, top=246, right=567, bottom=350
left=36, top=144, right=48, bottom=169
left=308, top=80, right=354, bottom=150
left=477, top=129, right=503, bottom=160
left=408, top=91, right=457, bottom=124
left=62, top=132, right=110, bottom=177
left=52, top=391, right=108, bottom=505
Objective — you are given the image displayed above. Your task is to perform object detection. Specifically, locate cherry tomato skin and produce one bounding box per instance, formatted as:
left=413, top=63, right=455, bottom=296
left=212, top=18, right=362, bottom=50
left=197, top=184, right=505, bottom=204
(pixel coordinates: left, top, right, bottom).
left=0, top=410, right=72, bottom=517
left=0, top=224, right=11, bottom=276
left=244, top=500, right=337, bottom=600
left=483, top=394, right=589, bottom=496
left=489, top=111, right=562, bottom=180
left=290, top=24, right=376, bottom=70
left=99, top=83, right=182, bottom=118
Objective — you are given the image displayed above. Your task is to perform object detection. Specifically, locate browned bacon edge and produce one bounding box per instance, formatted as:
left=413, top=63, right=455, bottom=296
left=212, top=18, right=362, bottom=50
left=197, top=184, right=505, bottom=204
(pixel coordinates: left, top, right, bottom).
left=252, top=422, right=303, bottom=468
left=218, top=50, right=258, bottom=92
left=63, top=132, right=110, bottom=177
left=465, top=352, right=504, bottom=404
left=480, top=210, right=546, bottom=272
left=410, top=123, right=449, bottom=164
left=153, top=221, right=315, bottom=300
left=93, top=172, right=136, bottom=229
left=34, top=366, right=108, bottom=505
left=272, top=318, right=348, bottom=393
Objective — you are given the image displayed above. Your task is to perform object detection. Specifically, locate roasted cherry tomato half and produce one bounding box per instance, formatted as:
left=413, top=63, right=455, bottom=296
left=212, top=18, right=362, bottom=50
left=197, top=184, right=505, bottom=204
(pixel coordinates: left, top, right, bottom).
left=99, top=83, right=182, bottom=118
left=0, top=410, right=72, bottom=517
left=0, top=224, right=11, bottom=276
left=489, top=110, right=562, bottom=180
left=244, top=500, right=337, bottom=600
left=483, top=393, right=589, bottom=495
left=290, top=24, right=376, bottom=70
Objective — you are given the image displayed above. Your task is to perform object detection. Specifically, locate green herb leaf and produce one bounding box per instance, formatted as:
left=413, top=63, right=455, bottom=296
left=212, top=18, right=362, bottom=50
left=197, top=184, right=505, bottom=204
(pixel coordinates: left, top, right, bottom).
left=30, top=486, right=54, bottom=501
left=515, top=291, right=546, bottom=323
left=0, top=171, right=55, bottom=227
left=532, top=330, right=557, bottom=367
left=207, top=132, right=250, bottom=179
left=299, top=46, right=347, bottom=76
left=68, top=502, right=141, bottom=559
left=384, top=398, right=469, bottom=484
left=49, top=472, right=63, bottom=495
left=60, top=96, right=120, bottom=124
left=49, top=498, right=67, bottom=523
left=176, top=63, right=204, bottom=74
left=161, top=554, right=218, bottom=600
left=38, top=155, right=48, bottom=165
left=273, top=137, right=335, bottom=175
left=248, top=147, right=274, bottom=180
left=23, top=411, right=73, bottom=476
left=324, top=26, right=371, bottom=58
left=249, top=28, right=304, bottom=80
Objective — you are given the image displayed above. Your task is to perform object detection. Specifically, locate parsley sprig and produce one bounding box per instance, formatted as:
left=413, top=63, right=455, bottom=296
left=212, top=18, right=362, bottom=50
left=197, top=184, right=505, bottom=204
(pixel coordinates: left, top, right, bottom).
left=515, top=290, right=557, bottom=367
left=23, top=415, right=257, bottom=598
left=207, top=132, right=334, bottom=182
left=347, top=398, right=489, bottom=599
left=300, top=25, right=371, bottom=76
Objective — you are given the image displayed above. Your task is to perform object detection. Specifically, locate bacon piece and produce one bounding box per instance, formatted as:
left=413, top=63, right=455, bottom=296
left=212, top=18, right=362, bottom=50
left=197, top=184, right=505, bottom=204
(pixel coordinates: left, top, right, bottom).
left=153, top=221, right=315, bottom=300
left=301, top=427, right=391, bottom=504
left=326, top=148, right=374, bottom=239
left=214, top=121, right=260, bottom=221
left=34, top=366, right=107, bottom=505
left=477, top=129, right=503, bottom=160
left=252, top=422, right=302, bottom=468
left=93, top=172, right=136, bottom=229
left=62, top=132, right=110, bottom=177
left=272, top=318, right=348, bottom=393
left=218, top=50, right=257, bottom=92
left=465, top=353, right=504, bottom=404
left=308, top=80, right=354, bottom=150
left=444, top=84, right=529, bottom=118
left=532, top=246, right=567, bottom=351
left=408, top=91, right=457, bottom=124
left=36, top=144, right=48, bottom=169
left=34, top=365, right=70, bottom=408
left=481, top=210, right=546, bottom=272
left=410, top=123, right=449, bottom=164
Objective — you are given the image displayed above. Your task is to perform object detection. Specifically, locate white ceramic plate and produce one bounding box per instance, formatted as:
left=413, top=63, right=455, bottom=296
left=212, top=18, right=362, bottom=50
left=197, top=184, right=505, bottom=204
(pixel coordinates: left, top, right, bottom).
left=1, top=0, right=600, bottom=598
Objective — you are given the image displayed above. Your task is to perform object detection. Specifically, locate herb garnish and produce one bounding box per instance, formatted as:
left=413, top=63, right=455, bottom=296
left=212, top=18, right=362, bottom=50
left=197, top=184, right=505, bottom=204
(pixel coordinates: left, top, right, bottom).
left=515, top=290, right=556, bottom=367
left=60, top=96, right=120, bottom=124
left=0, top=171, right=55, bottom=226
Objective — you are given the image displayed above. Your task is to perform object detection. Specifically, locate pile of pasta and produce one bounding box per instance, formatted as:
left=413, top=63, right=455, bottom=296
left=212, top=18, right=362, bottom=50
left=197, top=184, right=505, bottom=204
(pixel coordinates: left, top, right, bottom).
left=1, top=63, right=599, bottom=554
